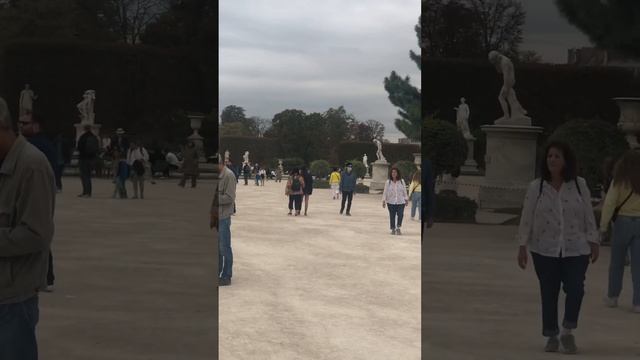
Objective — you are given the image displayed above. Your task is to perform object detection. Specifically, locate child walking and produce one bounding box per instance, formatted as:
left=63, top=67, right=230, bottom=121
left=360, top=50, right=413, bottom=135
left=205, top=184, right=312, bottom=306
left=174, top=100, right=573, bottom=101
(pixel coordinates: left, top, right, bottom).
left=112, top=150, right=129, bottom=199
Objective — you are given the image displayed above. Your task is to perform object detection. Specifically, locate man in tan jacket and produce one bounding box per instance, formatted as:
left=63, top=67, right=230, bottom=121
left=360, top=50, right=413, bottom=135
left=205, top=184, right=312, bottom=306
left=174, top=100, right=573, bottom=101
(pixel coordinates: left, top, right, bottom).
left=0, top=97, right=55, bottom=358
left=211, top=155, right=236, bottom=286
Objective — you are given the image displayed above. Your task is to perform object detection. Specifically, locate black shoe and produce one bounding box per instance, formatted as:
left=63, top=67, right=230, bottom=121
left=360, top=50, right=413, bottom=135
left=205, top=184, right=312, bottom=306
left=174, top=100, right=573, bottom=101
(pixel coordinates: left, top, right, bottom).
left=346, top=212, right=351, bottom=216
left=219, top=278, right=231, bottom=286
left=340, top=210, right=344, bottom=215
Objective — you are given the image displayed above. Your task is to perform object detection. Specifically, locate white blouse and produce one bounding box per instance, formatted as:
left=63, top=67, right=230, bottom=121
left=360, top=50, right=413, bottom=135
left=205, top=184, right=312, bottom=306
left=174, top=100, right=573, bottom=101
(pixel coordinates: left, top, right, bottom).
left=383, top=179, right=409, bottom=205
left=517, top=177, right=598, bottom=257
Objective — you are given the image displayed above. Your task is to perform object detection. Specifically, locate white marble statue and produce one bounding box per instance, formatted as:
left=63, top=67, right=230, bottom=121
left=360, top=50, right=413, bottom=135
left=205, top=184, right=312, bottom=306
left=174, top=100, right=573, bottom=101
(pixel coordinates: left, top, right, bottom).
left=224, top=149, right=230, bottom=163
left=373, top=138, right=386, bottom=162
left=19, top=84, right=38, bottom=115
left=243, top=151, right=250, bottom=165
left=363, top=154, right=368, bottom=168
left=454, top=97, right=475, bottom=140
left=488, top=51, right=530, bottom=124
left=76, top=90, right=96, bottom=124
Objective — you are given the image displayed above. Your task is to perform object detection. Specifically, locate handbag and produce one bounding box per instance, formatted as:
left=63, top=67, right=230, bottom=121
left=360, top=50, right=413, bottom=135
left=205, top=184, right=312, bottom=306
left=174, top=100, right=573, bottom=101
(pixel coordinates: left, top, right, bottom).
left=611, top=190, right=633, bottom=223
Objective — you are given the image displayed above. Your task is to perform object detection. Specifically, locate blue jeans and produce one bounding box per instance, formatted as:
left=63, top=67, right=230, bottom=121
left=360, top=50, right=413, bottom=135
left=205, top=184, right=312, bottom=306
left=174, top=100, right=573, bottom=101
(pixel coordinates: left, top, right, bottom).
left=608, top=216, right=640, bottom=305
left=411, top=192, right=421, bottom=219
left=219, top=217, right=233, bottom=280
left=79, top=159, right=93, bottom=195
left=0, top=296, right=39, bottom=360
left=387, top=204, right=405, bottom=230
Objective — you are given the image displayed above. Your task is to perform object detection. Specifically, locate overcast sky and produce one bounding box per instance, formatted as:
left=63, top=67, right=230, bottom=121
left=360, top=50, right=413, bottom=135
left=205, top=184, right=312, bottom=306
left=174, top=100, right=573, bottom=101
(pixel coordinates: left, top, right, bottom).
left=219, top=0, right=420, bottom=142
left=521, top=0, right=592, bottom=63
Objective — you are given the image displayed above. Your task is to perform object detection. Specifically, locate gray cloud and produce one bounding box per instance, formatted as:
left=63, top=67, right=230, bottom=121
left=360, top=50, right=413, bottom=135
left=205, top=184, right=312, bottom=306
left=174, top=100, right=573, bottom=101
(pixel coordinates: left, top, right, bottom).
left=220, top=0, right=421, bottom=141
left=521, top=0, right=592, bottom=63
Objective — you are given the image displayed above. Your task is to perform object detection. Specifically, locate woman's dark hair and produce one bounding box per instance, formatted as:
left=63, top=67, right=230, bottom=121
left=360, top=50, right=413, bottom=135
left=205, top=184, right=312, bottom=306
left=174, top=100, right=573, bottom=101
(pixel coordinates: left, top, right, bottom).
left=540, top=141, right=578, bottom=182
left=290, top=168, right=299, bottom=176
left=612, top=149, right=640, bottom=194
left=388, top=166, right=402, bottom=181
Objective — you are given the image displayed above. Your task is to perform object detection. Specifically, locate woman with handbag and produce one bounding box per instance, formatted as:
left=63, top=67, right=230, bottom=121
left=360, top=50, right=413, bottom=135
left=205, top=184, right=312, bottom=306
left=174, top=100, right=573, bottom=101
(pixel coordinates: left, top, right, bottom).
left=517, top=141, right=599, bottom=354
left=599, top=149, right=640, bottom=313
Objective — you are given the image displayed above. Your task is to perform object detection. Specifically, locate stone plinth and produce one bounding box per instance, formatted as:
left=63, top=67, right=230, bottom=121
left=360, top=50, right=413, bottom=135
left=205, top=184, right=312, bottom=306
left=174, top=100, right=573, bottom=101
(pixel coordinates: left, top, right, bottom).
left=477, top=124, right=543, bottom=209
left=370, top=160, right=390, bottom=192
left=187, top=114, right=207, bottom=163
left=460, top=139, right=480, bottom=175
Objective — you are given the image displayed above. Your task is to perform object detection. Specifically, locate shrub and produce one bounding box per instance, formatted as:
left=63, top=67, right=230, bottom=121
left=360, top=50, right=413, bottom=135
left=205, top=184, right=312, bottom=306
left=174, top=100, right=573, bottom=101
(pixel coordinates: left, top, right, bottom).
left=423, top=117, right=467, bottom=177
left=355, top=183, right=370, bottom=194
left=548, top=118, right=628, bottom=192
left=349, top=159, right=367, bottom=179
left=393, top=160, right=418, bottom=184
left=337, top=141, right=419, bottom=166
left=310, top=160, right=331, bottom=179
left=282, top=157, right=305, bottom=172
left=434, top=190, right=478, bottom=223
left=314, top=179, right=331, bottom=189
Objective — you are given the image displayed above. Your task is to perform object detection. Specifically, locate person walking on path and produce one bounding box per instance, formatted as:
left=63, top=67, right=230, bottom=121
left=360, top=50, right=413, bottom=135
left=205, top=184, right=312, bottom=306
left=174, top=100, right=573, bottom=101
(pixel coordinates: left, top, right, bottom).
left=301, top=166, right=314, bottom=216
left=77, top=125, right=100, bottom=197
left=242, top=163, right=251, bottom=185
left=383, top=167, right=409, bottom=235
left=276, top=165, right=283, bottom=183
left=286, top=169, right=305, bottom=216
left=599, top=149, right=640, bottom=313
left=339, top=163, right=357, bottom=216
left=127, top=141, right=149, bottom=199
left=19, top=112, right=57, bottom=292
left=0, top=97, right=55, bottom=359
left=260, top=168, right=266, bottom=186
left=517, top=141, right=599, bottom=354
left=212, top=157, right=237, bottom=286
left=409, top=170, right=422, bottom=221
left=329, top=167, right=341, bottom=200
left=112, top=149, right=129, bottom=199
left=53, top=134, right=67, bottom=192
left=179, top=141, right=199, bottom=188
left=254, top=163, right=261, bottom=186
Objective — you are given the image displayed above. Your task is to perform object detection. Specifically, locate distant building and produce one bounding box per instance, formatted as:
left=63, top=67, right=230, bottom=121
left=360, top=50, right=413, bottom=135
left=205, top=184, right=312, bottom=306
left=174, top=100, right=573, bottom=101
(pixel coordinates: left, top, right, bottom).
left=568, top=47, right=640, bottom=69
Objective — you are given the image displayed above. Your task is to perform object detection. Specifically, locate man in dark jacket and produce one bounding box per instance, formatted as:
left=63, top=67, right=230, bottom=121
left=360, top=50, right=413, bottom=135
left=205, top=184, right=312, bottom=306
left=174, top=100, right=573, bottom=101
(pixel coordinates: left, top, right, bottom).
left=423, top=158, right=435, bottom=237
left=77, top=125, right=100, bottom=197
left=339, top=162, right=358, bottom=216
left=18, top=112, right=58, bottom=292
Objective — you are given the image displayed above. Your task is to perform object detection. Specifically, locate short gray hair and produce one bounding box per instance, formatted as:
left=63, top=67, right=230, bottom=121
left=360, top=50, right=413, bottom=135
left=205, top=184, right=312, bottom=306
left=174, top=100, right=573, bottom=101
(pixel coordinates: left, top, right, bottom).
left=0, top=97, right=12, bottom=130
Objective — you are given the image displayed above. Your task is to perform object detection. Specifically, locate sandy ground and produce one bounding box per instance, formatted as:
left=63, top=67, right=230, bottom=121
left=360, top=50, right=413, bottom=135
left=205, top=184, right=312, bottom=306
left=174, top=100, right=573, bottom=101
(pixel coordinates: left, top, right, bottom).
left=38, top=177, right=217, bottom=360
left=219, top=179, right=421, bottom=360
left=423, top=223, right=640, bottom=360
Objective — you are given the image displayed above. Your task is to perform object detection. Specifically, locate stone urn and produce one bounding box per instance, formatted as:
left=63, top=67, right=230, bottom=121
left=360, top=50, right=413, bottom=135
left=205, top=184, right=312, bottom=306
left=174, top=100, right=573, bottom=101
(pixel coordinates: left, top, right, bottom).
left=187, top=113, right=206, bottom=162
left=613, top=97, right=640, bottom=149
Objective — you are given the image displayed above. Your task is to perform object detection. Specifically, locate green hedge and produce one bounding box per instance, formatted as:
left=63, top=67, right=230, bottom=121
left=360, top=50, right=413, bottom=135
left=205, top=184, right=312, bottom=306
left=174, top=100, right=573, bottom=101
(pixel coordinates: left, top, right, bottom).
left=337, top=141, right=419, bottom=167
left=314, top=179, right=331, bottom=189
left=424, top=59, right=640, bottom=140
left=349, top=159, right=367, bottom=179
left=1, top=40, right=212, bottom=144
left=310, top=160, right=331, bottom=178
left=219, top=136, right=280, bottom=166
left=434, top=190, right=478, bottom=223
left=393, top=160, right=418, bottom=184
left=355, top=183, right=370, bottom=194
left=423, top=118, right=467, bottom=177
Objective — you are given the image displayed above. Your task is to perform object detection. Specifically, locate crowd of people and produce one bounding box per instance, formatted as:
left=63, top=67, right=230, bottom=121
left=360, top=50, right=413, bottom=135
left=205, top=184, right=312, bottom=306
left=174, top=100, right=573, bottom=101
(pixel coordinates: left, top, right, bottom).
left=516, top=141, right=640, bottom=354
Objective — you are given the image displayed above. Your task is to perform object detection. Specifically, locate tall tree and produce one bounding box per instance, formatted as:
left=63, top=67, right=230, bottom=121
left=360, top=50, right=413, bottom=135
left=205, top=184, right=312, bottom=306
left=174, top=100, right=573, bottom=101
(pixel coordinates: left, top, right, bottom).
left=385, top=18, right=422, bottom=142
left=108, top=0, right=170, bottom=44
left=350, top=119, right=385, bottom=141
left=466, top=0, right=526, bottom=58
left=424, top=0, right=483, bottom=58
left=555, top=0, right=640, bottom=58
left=220, top=105, right=247, bottom=124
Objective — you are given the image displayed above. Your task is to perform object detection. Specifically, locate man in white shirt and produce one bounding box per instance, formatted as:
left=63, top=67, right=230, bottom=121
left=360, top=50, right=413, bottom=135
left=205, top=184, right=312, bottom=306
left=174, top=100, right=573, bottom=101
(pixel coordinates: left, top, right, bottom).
left=164, top=149, right=181, bottom=178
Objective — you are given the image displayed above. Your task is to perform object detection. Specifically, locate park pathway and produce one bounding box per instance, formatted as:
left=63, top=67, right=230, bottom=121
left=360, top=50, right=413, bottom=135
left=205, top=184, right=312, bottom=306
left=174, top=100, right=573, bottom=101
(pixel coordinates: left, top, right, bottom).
left=219, top=179, right=421, bottom=359
left=423, top=223, right=640, bottom=359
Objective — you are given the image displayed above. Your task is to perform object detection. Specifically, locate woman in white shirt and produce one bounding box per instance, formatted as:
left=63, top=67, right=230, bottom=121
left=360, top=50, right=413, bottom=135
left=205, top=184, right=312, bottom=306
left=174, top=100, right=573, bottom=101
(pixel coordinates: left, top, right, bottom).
left=517, top=141, right=599, bottom=354
left=127, top=140, right=150, bottom=199
left=382, top=167, right=409, bottom=235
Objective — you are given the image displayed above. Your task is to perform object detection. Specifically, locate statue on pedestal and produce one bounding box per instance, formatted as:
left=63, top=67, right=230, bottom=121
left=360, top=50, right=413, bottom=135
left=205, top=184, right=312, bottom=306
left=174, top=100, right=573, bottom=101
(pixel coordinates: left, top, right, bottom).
left=76, top=90, right=96, bottom=124
left=373, top=138, right=386, bottom=162
left=224, top=150, right=230, bottom=163
left=363, top=154, right=368, bottom=169
left=243, top=151, right=250, bottom=165
left=488, top=51, right=530, bottom=125
left=19, top=84, right=38, bottom=116
left=454, top=97, right=475, bottom=140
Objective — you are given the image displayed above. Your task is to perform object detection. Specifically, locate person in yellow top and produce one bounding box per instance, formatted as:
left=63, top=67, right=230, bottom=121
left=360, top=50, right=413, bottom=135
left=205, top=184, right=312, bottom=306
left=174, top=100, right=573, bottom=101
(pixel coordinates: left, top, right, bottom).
left=599, top=149, right=640, bottom=313
left=408, top=171, right=422, bottom=221
left=329, top=167, right=341, bottom=200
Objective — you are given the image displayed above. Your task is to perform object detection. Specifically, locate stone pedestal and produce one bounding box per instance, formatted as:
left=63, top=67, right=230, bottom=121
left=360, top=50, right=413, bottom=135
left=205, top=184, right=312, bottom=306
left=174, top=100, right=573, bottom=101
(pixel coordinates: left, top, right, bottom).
left=478, top=124, right=543, bottom=209
left=370, top=160, right=390, bottom=192
left=613, top=97, right=640, bottom=149
left=460, top=139, right=480, bottom=175
left=187, top=114, right=206, bottom=163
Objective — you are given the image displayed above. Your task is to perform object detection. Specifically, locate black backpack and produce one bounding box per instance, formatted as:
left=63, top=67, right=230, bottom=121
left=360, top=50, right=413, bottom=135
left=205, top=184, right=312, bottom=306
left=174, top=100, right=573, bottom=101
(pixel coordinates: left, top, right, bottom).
left=84, top=134, right=99, bottom=157
left=132, top=160, right=145, bottom=176
left=291, top=177, right=301, bottom=191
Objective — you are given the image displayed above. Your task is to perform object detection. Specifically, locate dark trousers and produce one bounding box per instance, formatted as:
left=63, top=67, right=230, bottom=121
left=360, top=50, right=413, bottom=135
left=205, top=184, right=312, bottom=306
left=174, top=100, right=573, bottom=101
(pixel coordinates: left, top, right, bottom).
left=244, top=175, right=249, bottom=185
left=531, top=252, right=589, bottom=337
left=289, top=194, right=303, bottom=211
left=340, top=191, right=353, bottom=213
left=163, top=164, right=178, bottom=178
left=0, top=296, right=39, bottom=360
left=179, top=174, right=197, bottom=188
left=79, top=160, right=93, bottom=195
left=387, top=204, right=405, bottom=229
left=55, top=164, right=64, bottom=190
left=47, top=251, right=55, bottom=286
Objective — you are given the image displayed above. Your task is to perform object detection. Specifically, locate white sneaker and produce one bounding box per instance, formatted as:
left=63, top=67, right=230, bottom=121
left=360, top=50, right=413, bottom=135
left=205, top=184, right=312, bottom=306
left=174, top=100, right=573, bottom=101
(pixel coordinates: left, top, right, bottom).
left=604, top=297, right=618, bottom=308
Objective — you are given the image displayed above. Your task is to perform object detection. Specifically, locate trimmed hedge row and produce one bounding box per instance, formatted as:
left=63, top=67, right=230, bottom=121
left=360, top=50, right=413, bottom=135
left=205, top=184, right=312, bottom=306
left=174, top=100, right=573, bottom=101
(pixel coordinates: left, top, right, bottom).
left=337, top=141, right=419, bottom=167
